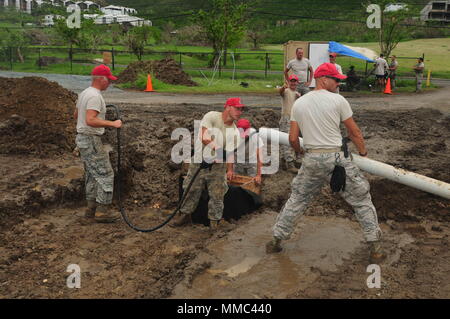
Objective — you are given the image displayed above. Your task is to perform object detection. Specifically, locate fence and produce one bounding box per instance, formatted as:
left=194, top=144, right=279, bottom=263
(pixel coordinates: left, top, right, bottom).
left=0, top=46, right=285, bottom=79
left=0, top=46, right=428, bottom=83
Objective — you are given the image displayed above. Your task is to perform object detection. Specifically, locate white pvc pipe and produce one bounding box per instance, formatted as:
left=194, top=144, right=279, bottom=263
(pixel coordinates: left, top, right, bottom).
left=259, top=128, right=450, bottom=200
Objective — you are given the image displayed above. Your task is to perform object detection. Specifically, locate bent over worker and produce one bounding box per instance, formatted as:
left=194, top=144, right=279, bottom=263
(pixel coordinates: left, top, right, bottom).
left=74, top=65, right=122, bottom=223
left=171, top=98, right=244, bottom=229
left=233, top=118, right=264, bottom=185
left=266, top=63, right=385, bottom=264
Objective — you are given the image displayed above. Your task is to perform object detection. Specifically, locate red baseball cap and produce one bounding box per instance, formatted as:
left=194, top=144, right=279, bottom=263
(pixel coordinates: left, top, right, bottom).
left=314, top=62, right=347, bottom=80
left=91, top=64, right=117, bottom=81
left=224, top=97, right=245, bottom=108
left=288, top=74, right=299, bottom=81
left=329, top=52, right=337, bottom=57
left=236, top=119, right=251, bottom=137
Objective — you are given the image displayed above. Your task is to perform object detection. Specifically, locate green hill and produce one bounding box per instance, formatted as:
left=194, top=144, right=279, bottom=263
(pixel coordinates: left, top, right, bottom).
left=104, top=0, right=444, bottom=43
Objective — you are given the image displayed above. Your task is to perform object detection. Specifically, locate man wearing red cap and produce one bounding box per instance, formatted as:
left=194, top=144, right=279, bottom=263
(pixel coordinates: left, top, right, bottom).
left=266, top=63, right=385, bottom=264
left=233, top=119, right=263, bottom=184
left=74, top=64, right=122, bottom=223
left=172, top=98, right=244, bottom=229
left=329, top=52, right=343, bottom=93
left=278, top=74, right=301, bottom=173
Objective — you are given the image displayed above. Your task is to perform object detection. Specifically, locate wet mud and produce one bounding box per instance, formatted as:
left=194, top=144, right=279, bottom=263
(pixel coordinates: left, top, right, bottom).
left=0, top=79, right=449, bottom=298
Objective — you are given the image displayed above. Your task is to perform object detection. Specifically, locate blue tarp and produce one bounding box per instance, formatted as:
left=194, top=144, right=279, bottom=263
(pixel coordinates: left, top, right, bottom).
left=328, top=41, right=374, bottom=63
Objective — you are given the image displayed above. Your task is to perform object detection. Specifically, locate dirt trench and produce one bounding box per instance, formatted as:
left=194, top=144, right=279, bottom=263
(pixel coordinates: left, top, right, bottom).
left=0, top=86, right=449, bottom=298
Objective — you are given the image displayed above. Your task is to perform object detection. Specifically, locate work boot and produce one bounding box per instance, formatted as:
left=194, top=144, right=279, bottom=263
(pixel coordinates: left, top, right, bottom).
left=265, top=237, right=283, bottom=254
left=209, top=219, right=220, bottom=230
left=171, top=213, right=192, bottom=227
left=286, top=161, right=298, bottom=174
left=84, top=200, right=97, bottom=218
left=369, top=241, right=386, bottom=264
left=94, top=204, right=120, bottom=223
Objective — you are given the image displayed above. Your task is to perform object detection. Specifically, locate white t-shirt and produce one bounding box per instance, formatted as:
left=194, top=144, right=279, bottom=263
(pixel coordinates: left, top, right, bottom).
left=286, top=58, right=312, bottom=83
left=235, top=133, right=264, bottom=164
left=200, top=111, right=241, bottom=153
left=76, top=87, right=106, bottom=135
left=334, top=63, right=343, bottom=75
left=291, top=90, right=353, bottom=149
left=374, top=57, right=388, bottom=75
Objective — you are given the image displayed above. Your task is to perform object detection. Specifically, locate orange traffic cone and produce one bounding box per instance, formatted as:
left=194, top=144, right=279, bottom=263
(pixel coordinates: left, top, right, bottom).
left=384, top=78, right=392, bottom=94
left=144, top=74, right=154, bottom=92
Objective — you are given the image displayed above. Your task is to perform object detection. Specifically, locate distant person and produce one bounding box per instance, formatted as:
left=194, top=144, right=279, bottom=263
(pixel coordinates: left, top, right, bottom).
left=388, top=55, right=399, bottom=90
left=233, top=119, right=263, bottom=185
left=373, top=54, right=388, bottom=92
left=346, top=66, right=360, bottom=91
left=74, top=65, right=122, bottom=223
left=284, top=48, right=314, bottom=95
left=329, top=52, right=343, bottom=93
left=413, top=57, right=425, bottom=93
left=266, top=62, right=385, bottom=264
left=278, top=74, right=301, bottom=173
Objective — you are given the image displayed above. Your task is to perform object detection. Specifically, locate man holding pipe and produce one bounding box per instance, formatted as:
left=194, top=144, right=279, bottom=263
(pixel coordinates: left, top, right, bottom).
left=266, top=63, right=385, bottom=264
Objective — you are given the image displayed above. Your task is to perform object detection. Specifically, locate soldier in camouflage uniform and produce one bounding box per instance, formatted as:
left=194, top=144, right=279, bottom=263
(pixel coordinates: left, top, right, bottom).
left=74, top=65, right=122, bottom=223
left=278, top=74, right=301, bottom=173
left=172, top=98, right=245, bottom=229
left=266, top=63, right=385, bottom=264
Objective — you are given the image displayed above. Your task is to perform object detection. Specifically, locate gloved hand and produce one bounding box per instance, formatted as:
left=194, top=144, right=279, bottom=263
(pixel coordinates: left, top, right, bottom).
left=200, top=160, right=213, bottom=169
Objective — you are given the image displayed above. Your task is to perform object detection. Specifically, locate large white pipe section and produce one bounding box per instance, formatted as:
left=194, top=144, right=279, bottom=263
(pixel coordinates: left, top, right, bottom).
left=259, top=128, right=450, bottom=200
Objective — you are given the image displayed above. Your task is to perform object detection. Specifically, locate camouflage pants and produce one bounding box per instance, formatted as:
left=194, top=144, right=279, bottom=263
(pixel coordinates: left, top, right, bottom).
left=180, top=162, right=228, bottom=221
left=415, top=73, right=423, bottom=91
left=235, top=163, right=257, bottom=177
left=279, top=115, right=296, bottom=163
left=75, top=134, right=114, bottom=205
left=273, top=152, right=382, bottom=242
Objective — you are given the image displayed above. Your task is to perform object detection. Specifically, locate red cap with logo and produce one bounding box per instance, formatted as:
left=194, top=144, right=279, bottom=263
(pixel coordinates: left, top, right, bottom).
left=288, top=74, right=299, bottom=81
left=329, top=52, right=337, bottom=57
left=91, top=64, right=117, bottom=81
left=314, top=62, right=347, bottom=80
left=236, top=119, right=251, bottom=137
left=224, top=97, right=245, bottom=108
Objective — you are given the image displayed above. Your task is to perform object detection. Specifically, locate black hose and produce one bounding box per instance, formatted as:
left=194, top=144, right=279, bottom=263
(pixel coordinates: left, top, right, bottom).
left=107, top=104, right=203, bottom=233
left=106, top=104, right=258, bottom=233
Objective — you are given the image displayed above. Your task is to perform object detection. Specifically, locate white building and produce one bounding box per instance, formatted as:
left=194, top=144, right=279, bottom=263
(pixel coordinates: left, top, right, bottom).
left=385, top=3, right=408, bottom=12
left=420, top=1, right=450, bottom=22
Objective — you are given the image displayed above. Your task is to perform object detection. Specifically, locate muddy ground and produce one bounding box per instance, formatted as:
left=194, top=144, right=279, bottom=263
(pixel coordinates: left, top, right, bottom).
left=0, top=81, right=449, bottom=299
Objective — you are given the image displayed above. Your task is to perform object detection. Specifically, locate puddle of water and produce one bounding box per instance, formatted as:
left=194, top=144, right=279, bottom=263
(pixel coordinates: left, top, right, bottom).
left=171, top=213, right=365, bottom=299
left=53, top=166, right=83, bottom=186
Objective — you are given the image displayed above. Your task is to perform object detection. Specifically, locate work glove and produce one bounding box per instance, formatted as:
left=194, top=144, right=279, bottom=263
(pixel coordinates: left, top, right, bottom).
left=200, top=160, right=213, bottom=169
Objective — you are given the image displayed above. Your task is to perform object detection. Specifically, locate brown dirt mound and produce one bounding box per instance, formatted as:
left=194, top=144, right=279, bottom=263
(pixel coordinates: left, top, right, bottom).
left=0, top=77, right=77, bottom=156
left=116, top=57, right=198, bottom=86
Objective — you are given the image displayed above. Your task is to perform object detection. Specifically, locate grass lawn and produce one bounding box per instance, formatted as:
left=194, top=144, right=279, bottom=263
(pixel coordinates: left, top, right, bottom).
left=117, top=71, right=283, bottom=94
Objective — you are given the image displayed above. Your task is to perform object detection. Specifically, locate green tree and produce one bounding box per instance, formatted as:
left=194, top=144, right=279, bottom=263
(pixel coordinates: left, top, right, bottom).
left=0, top=29, right=31, bottom=63
left=193, top=0, right=249, bottom=66
left=123, top=25, right=161, bottom=61
left=366, top=1, right=418, bottom=57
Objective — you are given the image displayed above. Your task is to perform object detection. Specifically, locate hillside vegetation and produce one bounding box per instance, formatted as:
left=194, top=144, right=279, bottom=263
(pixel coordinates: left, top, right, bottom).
left=106, top=0, right=449, bottom=43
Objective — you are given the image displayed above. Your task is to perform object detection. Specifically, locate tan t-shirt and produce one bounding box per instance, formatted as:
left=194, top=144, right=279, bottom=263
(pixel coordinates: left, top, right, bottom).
left=291, top=90, right=353, bottom=149
left=200, top=111, right=241, bottom=153
left=281, top=88, right=301, bottom=117
left=286, top=58, right=312, bottom=83
left=76, top=87, right=106, bottom=136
